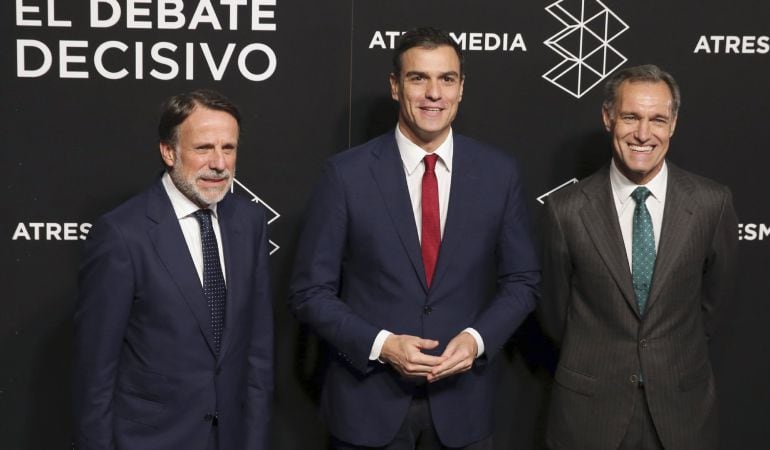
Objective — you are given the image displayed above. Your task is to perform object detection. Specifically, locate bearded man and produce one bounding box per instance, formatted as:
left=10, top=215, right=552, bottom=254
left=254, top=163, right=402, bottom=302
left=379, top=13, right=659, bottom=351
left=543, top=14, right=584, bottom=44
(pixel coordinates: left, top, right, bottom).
left=73, top=89, right=273, bottom=450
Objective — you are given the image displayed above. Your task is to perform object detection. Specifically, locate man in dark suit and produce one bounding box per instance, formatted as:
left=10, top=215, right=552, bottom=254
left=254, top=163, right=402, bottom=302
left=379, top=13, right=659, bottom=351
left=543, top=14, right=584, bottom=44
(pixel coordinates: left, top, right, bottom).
left=73, top=89, right=273, bottom=450
left=540, top=65, right=738, bottom=450
left=289, top=28, right=540, bottom=449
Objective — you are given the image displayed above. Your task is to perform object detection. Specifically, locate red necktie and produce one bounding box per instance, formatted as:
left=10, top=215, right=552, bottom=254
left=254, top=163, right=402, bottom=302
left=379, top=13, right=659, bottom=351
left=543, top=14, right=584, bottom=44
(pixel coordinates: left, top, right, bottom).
left=421, top=154, right=440, bottom=287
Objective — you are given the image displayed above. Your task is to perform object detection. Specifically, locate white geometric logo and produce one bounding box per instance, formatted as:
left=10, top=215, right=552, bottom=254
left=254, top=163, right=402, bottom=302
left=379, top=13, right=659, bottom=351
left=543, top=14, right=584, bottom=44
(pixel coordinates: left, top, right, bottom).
left=231, top=178, right=281, bottom=255
left=543, top=0, right=629, bottom=98
left=536, top=178, right=579, bottom=204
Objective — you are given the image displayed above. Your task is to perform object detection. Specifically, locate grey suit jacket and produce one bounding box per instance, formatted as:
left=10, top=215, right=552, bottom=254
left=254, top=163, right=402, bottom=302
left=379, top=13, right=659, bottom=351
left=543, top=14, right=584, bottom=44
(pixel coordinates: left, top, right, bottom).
left=540, top=163, right=737, bottom=450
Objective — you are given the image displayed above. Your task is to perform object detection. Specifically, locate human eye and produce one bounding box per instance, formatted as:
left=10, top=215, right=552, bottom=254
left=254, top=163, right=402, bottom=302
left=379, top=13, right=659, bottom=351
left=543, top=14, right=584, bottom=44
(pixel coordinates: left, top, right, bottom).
left=407, top=73, right=425, bottom=82
left=193, top=145, right=213, bottom=154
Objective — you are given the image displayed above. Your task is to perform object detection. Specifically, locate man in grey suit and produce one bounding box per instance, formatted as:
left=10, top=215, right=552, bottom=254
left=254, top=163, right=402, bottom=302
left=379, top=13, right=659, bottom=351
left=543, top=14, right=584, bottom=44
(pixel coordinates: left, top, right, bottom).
left=540, top=65, right=737, bottom=450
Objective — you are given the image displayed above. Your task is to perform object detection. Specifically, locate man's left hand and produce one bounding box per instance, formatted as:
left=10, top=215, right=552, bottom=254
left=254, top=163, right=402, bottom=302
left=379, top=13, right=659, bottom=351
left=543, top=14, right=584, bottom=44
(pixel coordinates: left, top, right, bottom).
left=427, top=332, right=478, bottom=383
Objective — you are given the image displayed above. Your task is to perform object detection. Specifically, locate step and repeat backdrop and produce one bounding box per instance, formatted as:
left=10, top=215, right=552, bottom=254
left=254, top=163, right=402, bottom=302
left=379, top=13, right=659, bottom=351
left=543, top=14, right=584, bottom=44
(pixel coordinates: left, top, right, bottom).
left=2, top=0, right=768, bottom=448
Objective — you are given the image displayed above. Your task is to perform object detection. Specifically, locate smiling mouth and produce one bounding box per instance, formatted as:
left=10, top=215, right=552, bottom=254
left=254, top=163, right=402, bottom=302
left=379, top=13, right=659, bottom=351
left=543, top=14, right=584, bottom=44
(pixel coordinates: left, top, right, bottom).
left=200, top=177, right=228, bottom=184
left=421, top=107, right=443, bottom=112
left=629, top=145, right=653, bottom=153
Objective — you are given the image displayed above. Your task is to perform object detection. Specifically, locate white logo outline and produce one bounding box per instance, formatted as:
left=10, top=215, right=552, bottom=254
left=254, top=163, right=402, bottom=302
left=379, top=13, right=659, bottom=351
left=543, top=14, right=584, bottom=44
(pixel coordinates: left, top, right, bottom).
left=543, top=0, right=630, bottom=98
left=536, top=178, right=579, bottom=204
left=232, top=178, right=280, bottom=255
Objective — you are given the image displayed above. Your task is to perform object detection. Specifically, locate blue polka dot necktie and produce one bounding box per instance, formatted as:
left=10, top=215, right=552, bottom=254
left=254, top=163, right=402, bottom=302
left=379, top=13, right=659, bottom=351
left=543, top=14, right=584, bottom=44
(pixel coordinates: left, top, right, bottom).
left=193, top=209, right=226, bottom=353
left=631, top=187, right=656, bottom=315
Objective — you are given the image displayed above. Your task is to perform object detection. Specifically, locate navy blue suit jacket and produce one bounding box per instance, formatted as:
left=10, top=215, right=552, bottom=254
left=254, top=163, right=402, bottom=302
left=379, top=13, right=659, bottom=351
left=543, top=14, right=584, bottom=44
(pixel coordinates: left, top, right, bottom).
left=289, top=132, right=540, bottom=447
left=73, top=179, right=273, bottom=450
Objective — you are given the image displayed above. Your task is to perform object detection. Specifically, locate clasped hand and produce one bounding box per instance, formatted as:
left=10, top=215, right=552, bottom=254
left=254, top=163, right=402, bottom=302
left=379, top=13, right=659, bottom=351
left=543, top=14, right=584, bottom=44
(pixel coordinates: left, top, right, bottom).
left=379, top=332, right=477, bottom=383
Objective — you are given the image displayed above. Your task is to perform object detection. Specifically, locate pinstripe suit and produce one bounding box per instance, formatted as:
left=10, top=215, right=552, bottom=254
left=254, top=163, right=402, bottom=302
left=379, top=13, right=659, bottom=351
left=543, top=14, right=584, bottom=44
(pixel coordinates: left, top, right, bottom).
left=540, top=163, right=737, bottom=450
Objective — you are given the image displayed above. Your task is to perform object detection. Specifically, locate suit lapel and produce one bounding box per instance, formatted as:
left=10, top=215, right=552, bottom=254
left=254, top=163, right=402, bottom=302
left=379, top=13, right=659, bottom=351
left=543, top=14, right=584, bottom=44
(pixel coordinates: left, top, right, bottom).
left=646, top=164, right=695, bottom=310
left=579, top=167, right=639, bottom=316
left=146, top=181, right=218, bottom=356
left=430, top=138, right=476, bottom=290
left=370, top=134, right=428, bottom=292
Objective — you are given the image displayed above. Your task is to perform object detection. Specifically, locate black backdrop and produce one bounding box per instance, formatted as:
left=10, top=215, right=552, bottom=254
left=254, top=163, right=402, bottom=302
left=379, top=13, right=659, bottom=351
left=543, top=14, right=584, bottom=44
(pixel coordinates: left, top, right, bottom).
left=2, top=1, right=768, bottom=448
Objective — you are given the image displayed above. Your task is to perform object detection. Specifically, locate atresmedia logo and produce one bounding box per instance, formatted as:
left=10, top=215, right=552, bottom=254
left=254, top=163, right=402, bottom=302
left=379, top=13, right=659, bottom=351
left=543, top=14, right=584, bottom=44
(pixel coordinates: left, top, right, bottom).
left=12, top=178, right=282, bottom=254
left=231, top=178, right=280, bottom=254
left=739, top=223, right=770, bottom=241
left=543, top=0, right=629, bottom=98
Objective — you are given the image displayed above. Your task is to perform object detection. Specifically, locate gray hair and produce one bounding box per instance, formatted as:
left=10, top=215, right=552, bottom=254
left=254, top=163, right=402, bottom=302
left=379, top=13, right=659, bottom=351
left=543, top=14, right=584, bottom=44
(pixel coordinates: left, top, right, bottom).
left=602, top=64, right=681, bottom=118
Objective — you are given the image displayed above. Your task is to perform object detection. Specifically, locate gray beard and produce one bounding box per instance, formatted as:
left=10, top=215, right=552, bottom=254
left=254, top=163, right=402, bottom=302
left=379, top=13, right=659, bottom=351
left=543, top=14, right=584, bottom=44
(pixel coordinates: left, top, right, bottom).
left=168, top=167, right=232, bottom=208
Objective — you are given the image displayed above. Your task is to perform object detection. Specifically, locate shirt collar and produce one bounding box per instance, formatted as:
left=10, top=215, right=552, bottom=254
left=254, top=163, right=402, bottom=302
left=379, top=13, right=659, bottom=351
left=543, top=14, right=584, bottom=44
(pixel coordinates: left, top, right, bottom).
left=161, top=172, right=219, bottom=219
left=610, top=159, right=668, bottom=206
left=395, top=125, right=453, bottom=175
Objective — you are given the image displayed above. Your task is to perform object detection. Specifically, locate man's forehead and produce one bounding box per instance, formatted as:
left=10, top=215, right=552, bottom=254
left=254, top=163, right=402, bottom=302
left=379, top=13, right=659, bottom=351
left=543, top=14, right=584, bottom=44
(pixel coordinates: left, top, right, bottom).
left=618, top=80, right=673, bottom=100
left=402, top=45, right=460, bottom=66
left=615, top=81, right=673, bottom=110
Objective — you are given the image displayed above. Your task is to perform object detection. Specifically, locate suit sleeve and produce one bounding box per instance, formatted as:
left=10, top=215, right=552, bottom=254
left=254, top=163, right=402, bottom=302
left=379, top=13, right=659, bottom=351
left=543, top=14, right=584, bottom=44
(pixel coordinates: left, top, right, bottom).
left=469, top=160, right=541, bottom=360
left=244, top=213, right=274, bottom=450
left=288, top=161, right=381, bottom=374
left=72, top=218, right=135, bottom=450
left=538, top=196, right=572, bottom=345
left=701, top=186, right=738, bottom=338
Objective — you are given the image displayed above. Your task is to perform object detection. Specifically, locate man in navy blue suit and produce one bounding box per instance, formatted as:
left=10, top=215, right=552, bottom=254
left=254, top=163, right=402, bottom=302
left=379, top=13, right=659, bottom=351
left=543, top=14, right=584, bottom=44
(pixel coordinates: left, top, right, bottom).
left=73, top=90, right=273, bottom=450
left=290, top=28, right=540, bottom=449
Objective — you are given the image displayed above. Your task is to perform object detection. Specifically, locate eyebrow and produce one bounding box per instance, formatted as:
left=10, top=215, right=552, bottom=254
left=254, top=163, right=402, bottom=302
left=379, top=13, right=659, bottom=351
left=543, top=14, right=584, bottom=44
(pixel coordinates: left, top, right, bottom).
left=619, top=111, right=671, bottom=119
left=404, top=70, right=460, bottom=78
left=193, top=141, right=238, bottom=148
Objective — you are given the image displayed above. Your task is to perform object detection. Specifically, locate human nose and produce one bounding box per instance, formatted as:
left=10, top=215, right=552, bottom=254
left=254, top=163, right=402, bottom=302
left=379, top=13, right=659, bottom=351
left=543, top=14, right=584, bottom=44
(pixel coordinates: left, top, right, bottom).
left=635, top=119, right=651, bottom=141
left=425, top=80, right=441, bottom=100
left=208, top=148, right=226, bottom=170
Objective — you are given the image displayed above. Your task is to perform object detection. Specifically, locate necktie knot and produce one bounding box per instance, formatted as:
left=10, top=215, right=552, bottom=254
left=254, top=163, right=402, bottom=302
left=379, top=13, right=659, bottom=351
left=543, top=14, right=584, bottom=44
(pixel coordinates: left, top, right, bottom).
left=193, top=209, right=212, bottom=229
left=424, top=154, right=439, bottom=174
left=631, top=186, right=651, bottom=204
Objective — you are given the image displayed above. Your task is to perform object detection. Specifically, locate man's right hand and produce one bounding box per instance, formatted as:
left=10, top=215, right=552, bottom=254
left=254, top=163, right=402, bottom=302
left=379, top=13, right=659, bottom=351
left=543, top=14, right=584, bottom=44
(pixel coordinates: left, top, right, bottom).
left=379, top=334, right=445, bottom=377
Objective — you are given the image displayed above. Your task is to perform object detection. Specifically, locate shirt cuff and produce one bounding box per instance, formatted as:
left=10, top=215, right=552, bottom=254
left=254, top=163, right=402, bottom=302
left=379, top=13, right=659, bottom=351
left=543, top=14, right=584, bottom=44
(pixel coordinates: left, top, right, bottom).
left=462, top=327, right=485, bottom=358
left=369, top=330, right=393, bottom=362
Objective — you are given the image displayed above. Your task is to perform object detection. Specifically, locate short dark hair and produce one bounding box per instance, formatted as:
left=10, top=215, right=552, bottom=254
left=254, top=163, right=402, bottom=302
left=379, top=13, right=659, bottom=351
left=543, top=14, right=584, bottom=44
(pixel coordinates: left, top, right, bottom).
left=602, top=64, right=681, bottom=118
left=158, top=89, right=241, bottom=147
left=392, top=27, right=464, bottom=78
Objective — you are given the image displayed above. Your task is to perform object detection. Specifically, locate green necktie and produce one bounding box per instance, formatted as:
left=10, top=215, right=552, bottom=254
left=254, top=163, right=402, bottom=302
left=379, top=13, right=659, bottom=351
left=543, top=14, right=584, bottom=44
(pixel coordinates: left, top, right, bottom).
left=631, top=187, right=656, bottom=314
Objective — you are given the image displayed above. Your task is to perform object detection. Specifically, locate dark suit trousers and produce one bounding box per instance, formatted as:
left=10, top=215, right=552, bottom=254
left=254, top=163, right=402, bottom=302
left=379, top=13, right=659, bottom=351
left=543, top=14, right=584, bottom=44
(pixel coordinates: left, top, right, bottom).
left=618, top=385, right=664, bottom=450
left=207, top=423, right=219, bottom=450
left=333, top=393, right=492, bottom=450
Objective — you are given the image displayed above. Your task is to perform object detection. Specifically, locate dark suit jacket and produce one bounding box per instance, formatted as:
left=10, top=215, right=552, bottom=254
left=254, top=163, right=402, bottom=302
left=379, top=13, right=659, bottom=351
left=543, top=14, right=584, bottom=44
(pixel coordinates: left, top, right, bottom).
left=289, top=131, right=540, bottom=447
left=540, top=163, right=737, bottom=450
left=73, top=179, right=273, bottom=450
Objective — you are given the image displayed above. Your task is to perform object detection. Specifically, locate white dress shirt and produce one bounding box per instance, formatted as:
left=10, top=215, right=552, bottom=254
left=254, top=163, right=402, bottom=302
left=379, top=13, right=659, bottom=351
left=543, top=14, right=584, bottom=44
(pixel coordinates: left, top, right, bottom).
left=369, top=126, right=485, bottom=362
left=609, top=160, right=668, bottom=270
left=161, top=172, right=227, bottom=285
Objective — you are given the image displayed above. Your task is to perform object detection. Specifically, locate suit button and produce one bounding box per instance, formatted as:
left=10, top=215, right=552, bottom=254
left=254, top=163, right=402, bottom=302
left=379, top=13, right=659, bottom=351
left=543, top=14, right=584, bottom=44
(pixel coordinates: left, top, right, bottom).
left=215, top=367, right=221, bottom=376
left=423, top=305, right=432, bottom=315
left=629, top=374, right=639, bottom=384
left=639, top=339, right=648, bottom=348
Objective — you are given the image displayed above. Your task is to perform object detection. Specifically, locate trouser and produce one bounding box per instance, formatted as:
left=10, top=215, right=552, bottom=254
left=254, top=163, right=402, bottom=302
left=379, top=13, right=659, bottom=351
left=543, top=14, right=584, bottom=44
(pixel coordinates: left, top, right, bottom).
left=618, top=383, right=664, bottom=450
left=333, top=392, right=492, bottom=450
